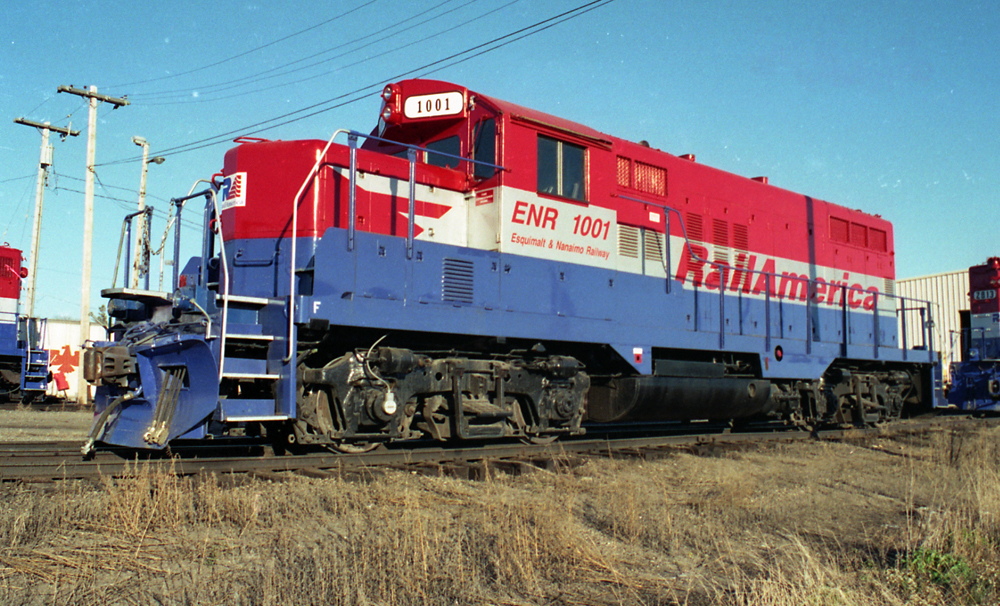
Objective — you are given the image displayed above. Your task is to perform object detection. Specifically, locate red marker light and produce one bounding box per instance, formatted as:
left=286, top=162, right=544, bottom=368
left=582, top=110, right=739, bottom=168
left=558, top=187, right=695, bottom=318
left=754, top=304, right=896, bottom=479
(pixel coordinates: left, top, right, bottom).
left=774, top=346, right=783, bottom=362
left=18, top=267, right=27, bottom=279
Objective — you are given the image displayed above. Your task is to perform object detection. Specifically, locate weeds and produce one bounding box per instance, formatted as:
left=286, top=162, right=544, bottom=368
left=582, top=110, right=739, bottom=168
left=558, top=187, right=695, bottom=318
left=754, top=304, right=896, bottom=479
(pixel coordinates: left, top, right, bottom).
left=1, top=426, right=1000, bottom=604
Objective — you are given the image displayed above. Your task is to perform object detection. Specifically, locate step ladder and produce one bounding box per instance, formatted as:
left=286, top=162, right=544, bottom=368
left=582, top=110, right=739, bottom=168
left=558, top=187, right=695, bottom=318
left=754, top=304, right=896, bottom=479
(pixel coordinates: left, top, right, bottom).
left=214, top=295, right=296, bottom=423
left=20, top=348, right=48, bottom=399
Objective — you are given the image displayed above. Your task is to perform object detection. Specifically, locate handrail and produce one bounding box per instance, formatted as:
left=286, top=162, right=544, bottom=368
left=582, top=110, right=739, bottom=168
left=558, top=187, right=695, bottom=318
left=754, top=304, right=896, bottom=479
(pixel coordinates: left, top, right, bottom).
left=284, top=129, right=506, bottom=362
left=407, top=148, right=417, bottom=259
left=153, top=180, right=229, bottom=377
left=286, top=128, right=350, bottom=362
left=160, top=185, right=213, bottom=292
left=615, top=193, right=935, bottom=360
left=949, top=326, right=999, bottom=363
left=109, top=208, right=153, bottom=289
left=169, top=187, right=214, bottom=292
left=201, top=186, right=230, bottom=378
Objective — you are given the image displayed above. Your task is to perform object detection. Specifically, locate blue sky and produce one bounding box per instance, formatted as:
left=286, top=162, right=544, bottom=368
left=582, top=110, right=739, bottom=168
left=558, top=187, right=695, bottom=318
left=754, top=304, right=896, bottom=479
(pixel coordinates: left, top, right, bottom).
left=1, top=0, right=997, bottom=320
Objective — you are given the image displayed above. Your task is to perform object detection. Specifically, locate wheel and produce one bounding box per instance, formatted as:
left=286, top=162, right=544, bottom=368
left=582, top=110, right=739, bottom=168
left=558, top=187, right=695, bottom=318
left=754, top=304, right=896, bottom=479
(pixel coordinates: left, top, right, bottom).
left=523, top=434, right=559, bottom=446
left=331, top=441, right=381, bottom=454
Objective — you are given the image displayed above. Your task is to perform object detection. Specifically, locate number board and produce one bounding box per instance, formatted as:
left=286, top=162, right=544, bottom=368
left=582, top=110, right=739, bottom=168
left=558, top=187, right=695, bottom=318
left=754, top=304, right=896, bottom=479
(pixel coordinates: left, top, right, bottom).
left=974, top=289, right=997, bottom=301
left=403, top=92, right=464, bottom=120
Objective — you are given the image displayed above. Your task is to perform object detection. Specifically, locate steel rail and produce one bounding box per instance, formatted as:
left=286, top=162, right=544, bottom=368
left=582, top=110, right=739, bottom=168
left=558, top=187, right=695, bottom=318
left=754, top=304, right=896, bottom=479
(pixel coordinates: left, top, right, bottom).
left=0, top=417, right=987, bottom=483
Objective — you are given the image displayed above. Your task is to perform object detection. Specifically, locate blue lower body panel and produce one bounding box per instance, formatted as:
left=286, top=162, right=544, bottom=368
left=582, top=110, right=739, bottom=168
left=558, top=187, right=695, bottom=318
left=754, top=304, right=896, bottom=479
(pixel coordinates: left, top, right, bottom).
left=213, top=226, right=933, bottom=382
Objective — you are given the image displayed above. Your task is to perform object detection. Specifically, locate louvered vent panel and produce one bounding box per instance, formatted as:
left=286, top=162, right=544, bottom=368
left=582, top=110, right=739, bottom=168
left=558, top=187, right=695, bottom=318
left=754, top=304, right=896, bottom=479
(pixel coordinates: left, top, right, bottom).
left=616, top=156, right=631, bottom=188
left=733, top=224, right=749, bottom=252
left=634, top=162, right=666, bottom=196
left=712, top=219, right=729, bottom=264
left=830, top=217, right=849, bottom=243
left=884, top=278, right=895, bottom=296
left=643, top=230, right=664, bottom=262
left=618, top=225, right=640, bottom=259
left=442, top=258, right=475, bottom=304
left=686, top=213, right=704, bottom=242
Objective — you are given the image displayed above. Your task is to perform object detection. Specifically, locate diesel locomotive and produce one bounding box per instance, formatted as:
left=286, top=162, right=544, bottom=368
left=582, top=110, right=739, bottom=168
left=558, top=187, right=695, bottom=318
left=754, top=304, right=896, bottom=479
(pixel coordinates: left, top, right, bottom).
left=82, top=79, right=940, bottom=453
left=0, top=245, right=49, bottom=403
left=947, top=257, right=1000, bottom=411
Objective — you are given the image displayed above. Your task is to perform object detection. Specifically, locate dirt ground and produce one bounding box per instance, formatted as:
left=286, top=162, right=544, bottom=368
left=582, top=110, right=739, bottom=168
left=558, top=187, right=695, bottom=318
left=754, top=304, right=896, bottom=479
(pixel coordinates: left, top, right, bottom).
left=0, top=414, right=997, bottom=605
left=0, top=405, right=92, bottom=442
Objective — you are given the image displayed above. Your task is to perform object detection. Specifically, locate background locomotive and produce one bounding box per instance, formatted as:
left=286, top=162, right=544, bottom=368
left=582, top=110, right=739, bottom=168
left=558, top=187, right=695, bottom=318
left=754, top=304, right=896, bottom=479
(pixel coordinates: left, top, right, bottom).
left=947, top=257, right=1000, bottom=411
left=83, top=79, right=940, bottom=452
left=0, top=245, right=49, bottom=403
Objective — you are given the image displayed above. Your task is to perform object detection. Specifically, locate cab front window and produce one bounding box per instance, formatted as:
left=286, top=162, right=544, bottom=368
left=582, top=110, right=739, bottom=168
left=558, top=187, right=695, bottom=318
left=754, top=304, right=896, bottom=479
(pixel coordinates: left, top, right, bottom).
left=425, top=136, right=461, bottom=169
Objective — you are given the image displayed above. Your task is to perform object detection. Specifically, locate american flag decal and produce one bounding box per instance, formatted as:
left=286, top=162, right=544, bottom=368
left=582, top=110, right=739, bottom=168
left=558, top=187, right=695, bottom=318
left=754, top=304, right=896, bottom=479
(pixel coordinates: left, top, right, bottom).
left=220, top=172, right=247, bottom=210
left=226, top=174, right=243, bottom=200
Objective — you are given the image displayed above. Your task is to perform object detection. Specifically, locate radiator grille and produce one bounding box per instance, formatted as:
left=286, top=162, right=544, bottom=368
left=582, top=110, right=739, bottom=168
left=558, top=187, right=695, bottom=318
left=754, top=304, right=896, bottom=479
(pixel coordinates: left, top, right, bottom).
left=870, top=228, right=887, bottom=252
left=616, top=156, right=631, bottom=187
left=442, top=259, right=474, bottom=304
left=850, top=222, right=868, bottom=248
left=634, top=161, right=666, bottom=196
left=830, top=217, right=849, bottom=243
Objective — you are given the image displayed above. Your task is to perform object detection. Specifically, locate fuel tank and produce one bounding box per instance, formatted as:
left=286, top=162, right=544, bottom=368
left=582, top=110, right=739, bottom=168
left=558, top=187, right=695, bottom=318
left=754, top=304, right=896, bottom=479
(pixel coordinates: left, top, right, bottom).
left=586, top=373, right=775, bottom=423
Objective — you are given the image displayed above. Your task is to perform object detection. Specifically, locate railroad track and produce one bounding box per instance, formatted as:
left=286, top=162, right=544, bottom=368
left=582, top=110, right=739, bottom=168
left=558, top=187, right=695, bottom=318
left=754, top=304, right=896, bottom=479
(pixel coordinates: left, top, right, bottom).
left=0, top=416, right=987, bottom=483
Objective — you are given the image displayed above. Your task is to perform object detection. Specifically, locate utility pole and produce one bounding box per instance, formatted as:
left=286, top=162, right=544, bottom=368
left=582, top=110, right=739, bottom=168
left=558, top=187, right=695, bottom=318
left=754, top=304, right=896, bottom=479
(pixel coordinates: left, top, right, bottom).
left=57, top=85, right=129, bottom=405
left=13, top=118, right=80, bottom=318
left=130, top=137, right=165, bottom=289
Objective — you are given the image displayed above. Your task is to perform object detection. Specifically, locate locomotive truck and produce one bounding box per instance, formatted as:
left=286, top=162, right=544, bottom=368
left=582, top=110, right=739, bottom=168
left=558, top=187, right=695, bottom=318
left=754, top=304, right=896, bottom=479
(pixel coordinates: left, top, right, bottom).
left=83, top=79, right=939, bottom=453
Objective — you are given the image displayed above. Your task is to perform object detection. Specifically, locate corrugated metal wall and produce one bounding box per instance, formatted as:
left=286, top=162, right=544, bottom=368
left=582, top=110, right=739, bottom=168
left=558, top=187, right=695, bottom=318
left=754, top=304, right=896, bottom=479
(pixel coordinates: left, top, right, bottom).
left=897, top=270, right=968, bottom=379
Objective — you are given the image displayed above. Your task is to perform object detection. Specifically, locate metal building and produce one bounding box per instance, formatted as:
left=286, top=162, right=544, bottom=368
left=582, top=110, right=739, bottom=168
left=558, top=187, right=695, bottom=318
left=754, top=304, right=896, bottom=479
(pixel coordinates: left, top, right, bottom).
left=897, top=269, right=969, bottom=380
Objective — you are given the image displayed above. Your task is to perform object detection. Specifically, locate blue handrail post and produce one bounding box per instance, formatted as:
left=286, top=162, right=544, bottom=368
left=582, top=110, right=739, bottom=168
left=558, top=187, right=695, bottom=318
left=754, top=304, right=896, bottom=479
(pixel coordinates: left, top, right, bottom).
left=664, top=209, right=671, bottom=294
left=765, top=274, right=772, bottom=352
left=348, top=134, right=358, bottom=252
left=873, top=291, right=880, bottom=359
left=407, top=148, right=416, bottom=260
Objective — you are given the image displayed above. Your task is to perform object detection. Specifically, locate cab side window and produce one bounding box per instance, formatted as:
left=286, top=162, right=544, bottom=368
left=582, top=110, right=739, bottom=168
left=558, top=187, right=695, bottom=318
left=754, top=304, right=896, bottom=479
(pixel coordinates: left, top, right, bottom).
left=537, top=134, right=586, bottom=201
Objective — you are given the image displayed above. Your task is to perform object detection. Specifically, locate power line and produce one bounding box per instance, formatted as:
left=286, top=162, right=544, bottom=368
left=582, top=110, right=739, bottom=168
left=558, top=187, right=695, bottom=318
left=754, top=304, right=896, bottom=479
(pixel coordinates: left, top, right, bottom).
left=108, top=0, right=380, bottom=89
left=51, top=169, right=200, bottom=230
left=124, top=0, right=472, bottom=103
left=49, top=185, right=202, bottom=232
left=136, top=0, right=519, bottom=107
left=0, top=174, right=35, bottom=185
left=22, top=95, right=55, bottom=118
left=96, top=0, right=614, bottom=166
left=53, top=171, right=187, bottom=208
left=0, top=174, right=36, bottom=243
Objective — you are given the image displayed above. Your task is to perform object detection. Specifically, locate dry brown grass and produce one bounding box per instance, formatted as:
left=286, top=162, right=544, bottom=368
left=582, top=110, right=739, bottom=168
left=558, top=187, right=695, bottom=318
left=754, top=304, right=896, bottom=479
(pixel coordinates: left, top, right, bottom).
left=1, top=425, right=1000, bottom=605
